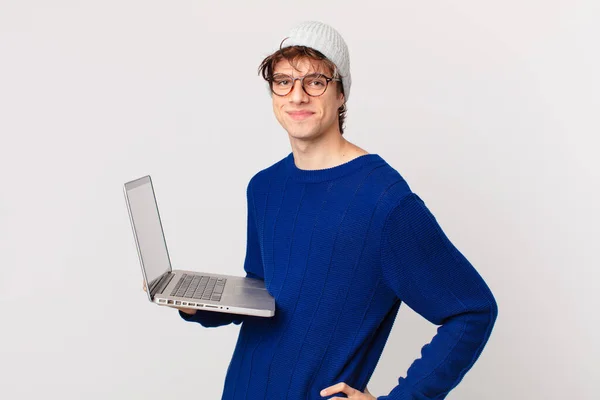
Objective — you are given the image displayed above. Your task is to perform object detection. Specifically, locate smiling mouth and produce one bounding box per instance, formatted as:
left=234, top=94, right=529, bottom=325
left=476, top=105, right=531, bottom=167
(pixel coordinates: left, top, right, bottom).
left=287, top=112, right=314, bottom=121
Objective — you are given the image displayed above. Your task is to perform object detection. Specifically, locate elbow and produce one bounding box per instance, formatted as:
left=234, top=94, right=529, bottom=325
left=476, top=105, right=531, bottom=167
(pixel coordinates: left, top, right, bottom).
left=488, top=295, right=498, bottom=329
left=472, top=290, right=498, bottom=337
left=476, top=280, right=499, bottom=330
left=458, top=290, right=499, bottom=333
left=485, top=283, right=499, bottom=323
left=491, top=295, right=498, bottom=320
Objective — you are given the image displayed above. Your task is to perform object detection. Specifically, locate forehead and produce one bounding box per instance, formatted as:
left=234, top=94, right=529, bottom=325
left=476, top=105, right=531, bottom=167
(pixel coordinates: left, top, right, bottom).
left=273, top=57, right=332, bottom=75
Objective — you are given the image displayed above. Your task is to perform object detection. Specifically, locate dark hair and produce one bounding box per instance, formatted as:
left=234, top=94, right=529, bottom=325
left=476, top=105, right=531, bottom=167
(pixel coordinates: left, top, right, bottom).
left=257, top=41, right=347, bottom=135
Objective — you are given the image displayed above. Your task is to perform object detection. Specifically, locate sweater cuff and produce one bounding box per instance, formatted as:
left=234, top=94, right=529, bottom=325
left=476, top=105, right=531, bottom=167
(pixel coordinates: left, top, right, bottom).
left=178, top=309, right=198, bottom=321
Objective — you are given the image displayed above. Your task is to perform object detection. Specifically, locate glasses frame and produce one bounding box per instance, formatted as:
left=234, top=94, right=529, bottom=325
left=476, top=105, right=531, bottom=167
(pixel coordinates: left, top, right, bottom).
left=268, top=73, right=342, bottom=97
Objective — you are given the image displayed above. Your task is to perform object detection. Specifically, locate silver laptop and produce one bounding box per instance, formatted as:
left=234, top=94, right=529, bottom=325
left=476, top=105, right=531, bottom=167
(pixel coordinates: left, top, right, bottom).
left=123, top=175, right=275, bottom=318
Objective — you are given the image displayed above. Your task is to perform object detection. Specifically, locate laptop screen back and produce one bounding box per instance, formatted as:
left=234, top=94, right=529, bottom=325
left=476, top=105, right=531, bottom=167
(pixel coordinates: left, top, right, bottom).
left=124, top=176, right=172, bottom=289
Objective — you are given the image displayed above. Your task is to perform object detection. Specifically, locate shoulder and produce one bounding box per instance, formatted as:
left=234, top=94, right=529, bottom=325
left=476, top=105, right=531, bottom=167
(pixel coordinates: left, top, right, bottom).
left=370, top=153, right=416, bottom=214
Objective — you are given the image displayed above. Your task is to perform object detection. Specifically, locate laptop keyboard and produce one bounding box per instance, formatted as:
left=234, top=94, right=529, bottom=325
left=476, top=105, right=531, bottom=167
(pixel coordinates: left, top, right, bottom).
left=170, top=274, right=227, bottom=302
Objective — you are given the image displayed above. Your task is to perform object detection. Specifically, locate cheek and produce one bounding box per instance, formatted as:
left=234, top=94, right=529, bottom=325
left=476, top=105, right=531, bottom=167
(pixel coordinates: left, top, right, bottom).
left=272, top=101, right=282, bottom=118
left=323, top=105, right=338, bottom=120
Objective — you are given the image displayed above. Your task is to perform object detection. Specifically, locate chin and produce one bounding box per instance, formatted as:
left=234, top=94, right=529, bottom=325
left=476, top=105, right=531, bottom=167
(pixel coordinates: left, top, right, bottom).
left=284, top=122, right=309, bottom=134
left=287, top=127, right=319, bottom=140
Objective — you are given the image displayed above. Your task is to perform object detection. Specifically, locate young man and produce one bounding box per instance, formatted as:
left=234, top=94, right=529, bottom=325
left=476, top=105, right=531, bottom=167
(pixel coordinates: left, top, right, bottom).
left=173, top=21, right=498, bottom=399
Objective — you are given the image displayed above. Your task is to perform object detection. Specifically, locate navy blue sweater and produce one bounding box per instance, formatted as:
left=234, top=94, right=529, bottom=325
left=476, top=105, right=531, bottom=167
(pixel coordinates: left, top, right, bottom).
left=180, top=152, right=498, bottom=399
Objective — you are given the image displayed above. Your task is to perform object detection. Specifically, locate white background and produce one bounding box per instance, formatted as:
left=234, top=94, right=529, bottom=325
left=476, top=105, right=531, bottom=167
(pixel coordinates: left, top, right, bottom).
left=1, top=1, right=598, bottom=399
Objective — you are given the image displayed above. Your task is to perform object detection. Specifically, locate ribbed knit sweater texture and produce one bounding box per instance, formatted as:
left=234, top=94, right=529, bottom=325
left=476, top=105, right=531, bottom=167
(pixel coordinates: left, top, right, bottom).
left=179, top=152, right=498, bottom=399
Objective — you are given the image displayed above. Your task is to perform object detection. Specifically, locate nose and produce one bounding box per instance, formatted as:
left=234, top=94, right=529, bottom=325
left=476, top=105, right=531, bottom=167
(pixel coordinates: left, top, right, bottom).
left=289, top=79, right=309, bottom=104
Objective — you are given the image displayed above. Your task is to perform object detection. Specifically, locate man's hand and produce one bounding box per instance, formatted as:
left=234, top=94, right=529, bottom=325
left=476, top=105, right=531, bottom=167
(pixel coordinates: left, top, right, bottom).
left=320, top=382, right=376, bottom=399
left=142, top=280, right=197, bottom=315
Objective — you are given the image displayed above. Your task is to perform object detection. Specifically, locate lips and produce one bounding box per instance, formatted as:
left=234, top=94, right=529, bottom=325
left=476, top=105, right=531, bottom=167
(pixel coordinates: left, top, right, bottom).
left=287, top=111, right=314, bottom=120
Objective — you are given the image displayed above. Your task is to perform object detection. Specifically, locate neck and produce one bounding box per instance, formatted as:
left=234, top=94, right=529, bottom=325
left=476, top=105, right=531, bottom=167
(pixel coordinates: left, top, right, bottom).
left=289, top=129, right=357, bottom=170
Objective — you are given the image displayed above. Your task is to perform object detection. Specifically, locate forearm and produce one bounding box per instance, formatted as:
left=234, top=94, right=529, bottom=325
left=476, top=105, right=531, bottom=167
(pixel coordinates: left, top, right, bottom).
left=377, top=301, right=498, bottom=399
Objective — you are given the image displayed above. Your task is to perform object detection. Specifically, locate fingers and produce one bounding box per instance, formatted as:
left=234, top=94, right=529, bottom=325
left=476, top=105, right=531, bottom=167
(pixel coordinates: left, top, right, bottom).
left=320, top=382, right=357, bottom=398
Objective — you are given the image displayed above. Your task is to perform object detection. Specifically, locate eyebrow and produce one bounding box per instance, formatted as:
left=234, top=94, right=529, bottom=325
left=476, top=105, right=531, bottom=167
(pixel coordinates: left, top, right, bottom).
left=272, top=72, right=326, bottom=76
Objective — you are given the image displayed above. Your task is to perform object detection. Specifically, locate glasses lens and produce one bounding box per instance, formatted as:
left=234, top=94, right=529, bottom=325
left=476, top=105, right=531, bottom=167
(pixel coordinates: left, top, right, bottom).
left=303, top=74, right=328, bottom=96
left=271, top=74, right=293, bottom=96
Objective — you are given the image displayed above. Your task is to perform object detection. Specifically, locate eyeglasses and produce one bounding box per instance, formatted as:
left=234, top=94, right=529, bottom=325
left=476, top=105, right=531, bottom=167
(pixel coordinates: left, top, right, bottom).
left=268, top=73, right=341, bottom=97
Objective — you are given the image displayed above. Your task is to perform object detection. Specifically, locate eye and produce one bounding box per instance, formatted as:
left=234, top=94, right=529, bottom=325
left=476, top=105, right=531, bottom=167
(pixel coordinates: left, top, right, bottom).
left=272, top=75, right=291, bottom=86
left=306, top=75, right=326, bottom=87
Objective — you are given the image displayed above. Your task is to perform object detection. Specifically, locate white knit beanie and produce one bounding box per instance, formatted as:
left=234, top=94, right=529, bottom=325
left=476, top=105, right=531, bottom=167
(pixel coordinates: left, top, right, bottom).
left=278, top=21, right=352, bottom=102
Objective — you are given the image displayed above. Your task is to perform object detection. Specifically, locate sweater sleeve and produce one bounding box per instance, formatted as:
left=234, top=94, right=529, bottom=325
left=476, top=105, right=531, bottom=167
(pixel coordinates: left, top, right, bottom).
left=179, top=177, right=265, bottom=328
left=377, top=193, right=498, bottom=400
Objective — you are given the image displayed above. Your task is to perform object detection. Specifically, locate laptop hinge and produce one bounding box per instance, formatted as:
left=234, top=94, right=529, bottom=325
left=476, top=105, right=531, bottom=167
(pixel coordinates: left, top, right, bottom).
left=149, top=272, right=174, bottom=298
